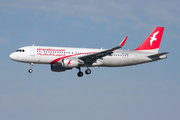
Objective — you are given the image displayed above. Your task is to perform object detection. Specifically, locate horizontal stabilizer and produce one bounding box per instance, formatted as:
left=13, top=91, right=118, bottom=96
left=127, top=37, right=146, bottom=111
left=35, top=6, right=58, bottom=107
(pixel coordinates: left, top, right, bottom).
left=148, top=52, right=169, bottom=57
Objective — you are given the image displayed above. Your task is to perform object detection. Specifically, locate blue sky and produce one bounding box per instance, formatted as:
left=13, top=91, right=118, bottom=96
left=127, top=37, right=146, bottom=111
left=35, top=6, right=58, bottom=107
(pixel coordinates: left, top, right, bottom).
left=0, top=0, right=180, bottom=120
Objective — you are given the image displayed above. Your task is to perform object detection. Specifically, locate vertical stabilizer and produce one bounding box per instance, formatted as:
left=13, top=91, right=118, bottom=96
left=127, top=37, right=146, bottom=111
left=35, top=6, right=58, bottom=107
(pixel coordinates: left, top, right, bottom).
left=134, top=27, right=164, bottom=53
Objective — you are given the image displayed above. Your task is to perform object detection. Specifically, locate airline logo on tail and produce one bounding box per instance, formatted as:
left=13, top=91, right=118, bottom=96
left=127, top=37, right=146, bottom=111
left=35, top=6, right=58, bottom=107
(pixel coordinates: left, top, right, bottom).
left=134, top=27, right=164, bottom=53
left=150, top=31, right=159, bottom=46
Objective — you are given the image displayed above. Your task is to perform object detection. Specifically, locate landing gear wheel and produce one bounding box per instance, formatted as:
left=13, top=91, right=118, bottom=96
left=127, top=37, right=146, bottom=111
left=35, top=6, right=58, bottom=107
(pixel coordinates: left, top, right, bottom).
left=85, top=69, right=91, bottom=75
left=28, top=63, right=33, bottom=73
left=28, top=69, right=33, bottom=73
left=77, top=71, right=83, bottom=77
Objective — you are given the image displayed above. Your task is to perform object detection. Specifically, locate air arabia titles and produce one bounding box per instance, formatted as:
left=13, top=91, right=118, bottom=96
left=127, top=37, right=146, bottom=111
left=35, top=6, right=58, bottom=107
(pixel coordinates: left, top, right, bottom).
left=36, top=48, right=66, bottom=56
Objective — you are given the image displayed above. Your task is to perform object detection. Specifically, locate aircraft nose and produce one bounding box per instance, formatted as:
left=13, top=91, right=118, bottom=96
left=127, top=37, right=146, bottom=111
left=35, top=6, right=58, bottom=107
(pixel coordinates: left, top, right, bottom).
left=9, top=53, right=16, bottom=60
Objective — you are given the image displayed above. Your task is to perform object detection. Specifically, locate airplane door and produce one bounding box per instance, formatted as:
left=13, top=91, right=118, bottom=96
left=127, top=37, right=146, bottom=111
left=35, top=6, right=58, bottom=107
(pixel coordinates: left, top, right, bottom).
left=133, top=52, right=138, bottom=62
left=30, top=46, right=35, bottom=56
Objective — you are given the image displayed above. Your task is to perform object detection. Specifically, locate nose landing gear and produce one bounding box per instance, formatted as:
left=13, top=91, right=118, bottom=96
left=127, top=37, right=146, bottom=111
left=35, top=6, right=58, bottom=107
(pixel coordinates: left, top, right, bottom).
left=28, top=63, right=33, bottom=73
left=28, top=69, right=33, bottom=73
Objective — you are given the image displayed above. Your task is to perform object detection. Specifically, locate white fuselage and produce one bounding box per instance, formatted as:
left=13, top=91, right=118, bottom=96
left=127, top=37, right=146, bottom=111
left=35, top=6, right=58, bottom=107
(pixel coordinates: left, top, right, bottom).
left=9, top=46, right=166, bottom=67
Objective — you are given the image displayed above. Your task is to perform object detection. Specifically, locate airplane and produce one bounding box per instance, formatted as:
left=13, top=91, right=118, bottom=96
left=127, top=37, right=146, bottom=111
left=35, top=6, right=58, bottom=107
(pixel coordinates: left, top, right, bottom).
left=9, top=27, right=169, bottom=77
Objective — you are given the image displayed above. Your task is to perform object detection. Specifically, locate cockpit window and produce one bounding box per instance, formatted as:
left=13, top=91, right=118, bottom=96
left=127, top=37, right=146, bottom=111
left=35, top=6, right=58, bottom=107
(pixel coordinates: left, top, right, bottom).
left=16, top=49, right=25, bottom=52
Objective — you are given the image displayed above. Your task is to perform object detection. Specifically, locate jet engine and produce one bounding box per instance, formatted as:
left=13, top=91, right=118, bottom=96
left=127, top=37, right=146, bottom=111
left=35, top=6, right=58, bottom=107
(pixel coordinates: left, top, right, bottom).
left=62, top=58, right=79, bottom=68
left=51, top=64, right=68, bottom=72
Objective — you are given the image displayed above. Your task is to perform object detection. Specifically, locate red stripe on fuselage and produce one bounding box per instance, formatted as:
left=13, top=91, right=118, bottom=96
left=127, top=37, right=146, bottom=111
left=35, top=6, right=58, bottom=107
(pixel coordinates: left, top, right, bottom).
left=50, top=55, right=76, bottom=64
left=49, top=52, right=97, bottom=64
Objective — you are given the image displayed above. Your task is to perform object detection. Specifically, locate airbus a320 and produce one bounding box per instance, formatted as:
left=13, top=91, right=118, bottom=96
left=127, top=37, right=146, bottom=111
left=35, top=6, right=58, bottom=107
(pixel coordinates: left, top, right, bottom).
left=9, top=27, right=169, bottom=77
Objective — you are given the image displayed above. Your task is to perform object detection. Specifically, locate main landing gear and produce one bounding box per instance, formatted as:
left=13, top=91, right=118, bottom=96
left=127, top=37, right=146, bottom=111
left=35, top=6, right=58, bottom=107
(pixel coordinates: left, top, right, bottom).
left=85, top=68, right=91, bottom=75
left=77, top=67, right=91, bottom=77
left=28, top=63, right=33, bottom=73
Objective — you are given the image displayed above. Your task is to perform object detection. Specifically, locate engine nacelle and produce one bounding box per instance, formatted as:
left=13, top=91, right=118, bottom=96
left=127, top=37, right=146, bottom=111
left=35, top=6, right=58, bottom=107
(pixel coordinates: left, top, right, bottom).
left=51, top=64, right=67, bottom=72
left=62, top=58, right=79, bottom=68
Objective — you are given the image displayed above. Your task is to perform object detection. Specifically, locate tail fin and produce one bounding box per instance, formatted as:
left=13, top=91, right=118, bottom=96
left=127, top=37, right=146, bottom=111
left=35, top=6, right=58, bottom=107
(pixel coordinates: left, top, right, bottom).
left=134, top=27, right=164, bottom=53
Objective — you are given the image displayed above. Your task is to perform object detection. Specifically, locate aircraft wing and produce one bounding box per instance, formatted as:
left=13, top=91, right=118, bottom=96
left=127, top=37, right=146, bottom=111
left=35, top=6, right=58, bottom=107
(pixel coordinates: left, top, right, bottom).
left=78, top=36, right=128, bottom=62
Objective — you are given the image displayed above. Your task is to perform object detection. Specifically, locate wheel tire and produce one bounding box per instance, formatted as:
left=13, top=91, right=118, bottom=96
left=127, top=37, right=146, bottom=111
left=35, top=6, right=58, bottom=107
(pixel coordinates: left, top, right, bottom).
left=77, top=71, right=83, bottom=77
left=85, top=69, right=91, bottom=75
left=28, top=69, right=33, bottom=73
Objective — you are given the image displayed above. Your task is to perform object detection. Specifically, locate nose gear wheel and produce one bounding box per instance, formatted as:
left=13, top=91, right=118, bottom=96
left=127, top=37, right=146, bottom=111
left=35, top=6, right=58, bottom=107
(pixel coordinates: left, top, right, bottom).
left=28, top=69, right=33, bottom=73
left=28, top=63, right=33, bottom=73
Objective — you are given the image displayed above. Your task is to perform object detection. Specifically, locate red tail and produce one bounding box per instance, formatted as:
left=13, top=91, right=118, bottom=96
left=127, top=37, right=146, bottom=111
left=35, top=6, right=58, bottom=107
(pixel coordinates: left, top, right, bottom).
left=134, top=27, right=164, bottom=53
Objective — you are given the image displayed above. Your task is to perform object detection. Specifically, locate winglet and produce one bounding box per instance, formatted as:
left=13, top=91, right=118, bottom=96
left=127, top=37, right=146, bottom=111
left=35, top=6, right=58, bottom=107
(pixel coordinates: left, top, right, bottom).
left=120, top=36, right=128, bottom=46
